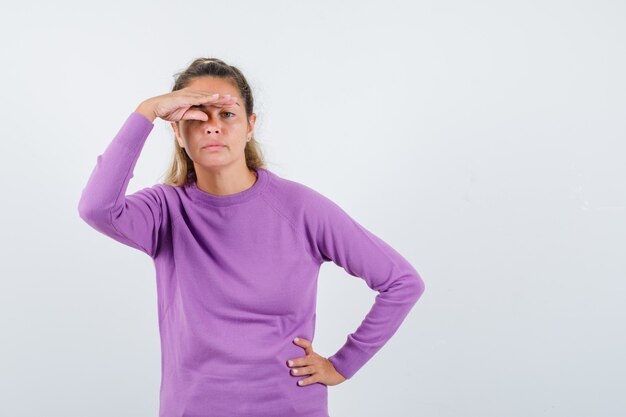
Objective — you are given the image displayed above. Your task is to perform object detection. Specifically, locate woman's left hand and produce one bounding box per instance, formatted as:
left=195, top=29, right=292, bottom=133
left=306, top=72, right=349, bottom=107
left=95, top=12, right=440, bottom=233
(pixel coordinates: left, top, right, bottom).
left=286, top=337, right=347, bottom=386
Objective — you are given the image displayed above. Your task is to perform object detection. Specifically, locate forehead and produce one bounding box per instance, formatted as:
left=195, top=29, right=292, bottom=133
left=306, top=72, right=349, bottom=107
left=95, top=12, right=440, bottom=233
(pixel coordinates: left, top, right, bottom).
left=188, top=76, right=242, bottom=108
left=187, top=76, right=240, bottom=97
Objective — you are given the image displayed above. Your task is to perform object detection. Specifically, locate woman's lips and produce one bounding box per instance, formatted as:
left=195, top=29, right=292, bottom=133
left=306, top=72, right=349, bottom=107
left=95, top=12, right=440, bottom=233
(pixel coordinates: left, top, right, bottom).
left=202, top=145, right=225, bottom=151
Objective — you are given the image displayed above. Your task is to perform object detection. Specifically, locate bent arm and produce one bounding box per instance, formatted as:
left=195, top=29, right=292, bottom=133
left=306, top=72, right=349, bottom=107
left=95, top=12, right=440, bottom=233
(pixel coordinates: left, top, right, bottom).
left=77, top=112, right=164, bottom=258
left=306, top=191, right=426, bottom=380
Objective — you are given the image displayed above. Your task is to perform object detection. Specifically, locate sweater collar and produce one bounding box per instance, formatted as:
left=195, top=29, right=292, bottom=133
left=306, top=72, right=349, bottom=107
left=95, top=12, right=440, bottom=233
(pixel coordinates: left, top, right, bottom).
left=185, top=167, right=270, bottom=207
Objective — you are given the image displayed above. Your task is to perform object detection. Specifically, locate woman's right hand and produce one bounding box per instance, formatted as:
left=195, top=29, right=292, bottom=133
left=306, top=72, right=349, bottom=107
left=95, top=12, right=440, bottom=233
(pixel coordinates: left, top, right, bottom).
left=135, top=88, right=238, bottom=123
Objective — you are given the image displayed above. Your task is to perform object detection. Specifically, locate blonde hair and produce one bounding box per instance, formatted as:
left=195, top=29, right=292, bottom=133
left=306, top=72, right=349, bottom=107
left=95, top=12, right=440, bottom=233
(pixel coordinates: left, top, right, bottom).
left=162, top=57, right=266, bottom=186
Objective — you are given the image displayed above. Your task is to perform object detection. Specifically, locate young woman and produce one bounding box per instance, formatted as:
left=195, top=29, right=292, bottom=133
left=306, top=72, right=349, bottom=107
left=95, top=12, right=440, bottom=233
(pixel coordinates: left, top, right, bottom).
left=78, top=57, right=425, bottom=417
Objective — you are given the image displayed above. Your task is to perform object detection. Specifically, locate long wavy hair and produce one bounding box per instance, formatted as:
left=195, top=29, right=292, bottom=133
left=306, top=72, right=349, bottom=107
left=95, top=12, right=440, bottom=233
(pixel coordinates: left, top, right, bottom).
left=162, top=57, right=266, bottom=186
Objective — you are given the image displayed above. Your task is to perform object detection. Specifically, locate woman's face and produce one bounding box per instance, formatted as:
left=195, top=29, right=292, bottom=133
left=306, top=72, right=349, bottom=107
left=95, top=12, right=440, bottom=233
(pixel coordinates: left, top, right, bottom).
left=171, top=76, right=256, bottom=171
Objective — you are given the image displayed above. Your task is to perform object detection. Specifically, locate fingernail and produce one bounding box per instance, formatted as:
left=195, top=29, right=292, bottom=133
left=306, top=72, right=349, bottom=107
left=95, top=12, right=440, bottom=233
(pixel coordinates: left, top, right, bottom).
left=288, top=360, right=294, bottom=366
left=294, top=337, right=299, bottom=342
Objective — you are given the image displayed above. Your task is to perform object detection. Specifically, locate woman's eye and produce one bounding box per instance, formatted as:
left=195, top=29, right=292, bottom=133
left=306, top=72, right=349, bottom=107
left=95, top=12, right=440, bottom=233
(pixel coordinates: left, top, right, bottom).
left=222, top=112, right=235, bottom=118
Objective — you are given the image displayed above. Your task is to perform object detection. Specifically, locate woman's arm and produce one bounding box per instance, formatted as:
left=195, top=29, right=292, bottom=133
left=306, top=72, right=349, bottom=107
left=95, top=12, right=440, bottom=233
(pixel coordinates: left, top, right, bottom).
left=305, top=190, right=426, bottom=380
left=77, top=110, right=164, bottom=258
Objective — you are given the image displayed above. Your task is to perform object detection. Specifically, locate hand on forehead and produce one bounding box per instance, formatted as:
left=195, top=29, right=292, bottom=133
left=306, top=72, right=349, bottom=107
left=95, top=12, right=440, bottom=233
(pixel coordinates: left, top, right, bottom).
left=194, top=98, right=240, bottom=109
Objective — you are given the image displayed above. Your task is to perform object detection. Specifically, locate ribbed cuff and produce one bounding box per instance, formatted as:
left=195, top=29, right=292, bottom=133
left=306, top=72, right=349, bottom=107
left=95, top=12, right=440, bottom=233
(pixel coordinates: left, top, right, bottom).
left=327, top=336, right=375, bottom=380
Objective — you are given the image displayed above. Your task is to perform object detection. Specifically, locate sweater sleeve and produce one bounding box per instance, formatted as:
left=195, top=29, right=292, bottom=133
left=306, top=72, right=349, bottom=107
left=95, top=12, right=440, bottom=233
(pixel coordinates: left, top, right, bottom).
left=77, top=112, right=163, bottom=258
left=305, top=191, right=425, bottom=380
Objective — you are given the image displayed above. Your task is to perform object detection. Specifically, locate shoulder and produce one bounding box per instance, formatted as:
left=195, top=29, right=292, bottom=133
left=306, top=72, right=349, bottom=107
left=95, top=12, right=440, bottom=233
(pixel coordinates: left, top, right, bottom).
left=263, top=169, right=346, bottom=222
left=132, top=183, right=186, bottom=212
left=138, top=183, right=178, bottom=201
left=264, top=169, right=334, bottom=207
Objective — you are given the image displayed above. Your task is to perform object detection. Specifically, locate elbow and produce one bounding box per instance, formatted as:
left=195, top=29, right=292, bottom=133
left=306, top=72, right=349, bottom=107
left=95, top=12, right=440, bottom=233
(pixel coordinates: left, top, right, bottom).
left=77, top=195, right=93, bottom=222
left=407, top=269, right=425, bottom=304
left=384, top=266, right=425, bottom=305
left=77, top=195, right=107, bottom=226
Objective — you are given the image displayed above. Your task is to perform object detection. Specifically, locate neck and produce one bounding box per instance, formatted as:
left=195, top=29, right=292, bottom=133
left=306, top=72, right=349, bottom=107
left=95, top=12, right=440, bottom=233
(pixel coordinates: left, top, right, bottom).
left=194, top=164, right=257, bottom=196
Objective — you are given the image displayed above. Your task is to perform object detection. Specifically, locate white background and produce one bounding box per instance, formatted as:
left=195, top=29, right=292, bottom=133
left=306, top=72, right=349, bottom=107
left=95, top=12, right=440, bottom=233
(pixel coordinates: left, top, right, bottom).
left=1, top=1, right=624, bottom=416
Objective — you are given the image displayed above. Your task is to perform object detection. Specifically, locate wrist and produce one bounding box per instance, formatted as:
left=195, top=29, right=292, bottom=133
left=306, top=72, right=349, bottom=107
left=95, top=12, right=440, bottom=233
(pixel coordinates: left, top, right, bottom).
left=135, top=101, right=156, bottom=123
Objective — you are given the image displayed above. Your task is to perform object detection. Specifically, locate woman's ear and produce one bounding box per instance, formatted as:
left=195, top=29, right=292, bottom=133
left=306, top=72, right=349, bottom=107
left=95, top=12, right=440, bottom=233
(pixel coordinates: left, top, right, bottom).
left=171, top=122, right=185, bottom=148
left=247, top=113, right=257, bottom=137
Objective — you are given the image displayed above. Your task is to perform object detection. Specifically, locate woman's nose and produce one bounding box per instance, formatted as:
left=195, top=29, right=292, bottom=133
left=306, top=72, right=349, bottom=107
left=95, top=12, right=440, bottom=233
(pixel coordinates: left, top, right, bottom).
left=202, top=115, right=221, bottom=132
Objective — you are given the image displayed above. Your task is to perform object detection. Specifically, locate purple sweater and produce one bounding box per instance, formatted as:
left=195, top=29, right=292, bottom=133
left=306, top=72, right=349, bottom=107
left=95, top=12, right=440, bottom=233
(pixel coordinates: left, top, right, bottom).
left=78, top=112, right=425, bottom=417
